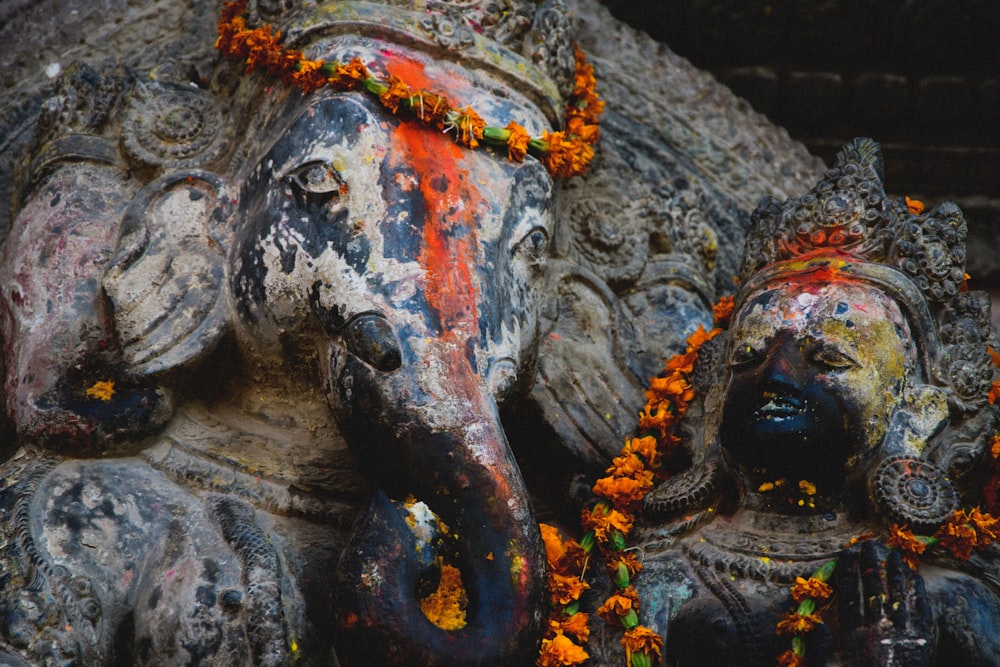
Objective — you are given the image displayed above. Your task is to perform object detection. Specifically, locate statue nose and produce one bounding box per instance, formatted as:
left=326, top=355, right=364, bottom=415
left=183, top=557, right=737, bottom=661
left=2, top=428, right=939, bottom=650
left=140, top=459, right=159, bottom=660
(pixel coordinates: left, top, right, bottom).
left=757, top=339, right=808, bottom=396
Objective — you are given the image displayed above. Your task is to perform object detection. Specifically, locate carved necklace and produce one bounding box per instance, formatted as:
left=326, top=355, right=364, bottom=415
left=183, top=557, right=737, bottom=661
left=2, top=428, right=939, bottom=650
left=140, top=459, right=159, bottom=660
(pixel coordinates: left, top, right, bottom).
left=215, top=0, right=603, bottom=178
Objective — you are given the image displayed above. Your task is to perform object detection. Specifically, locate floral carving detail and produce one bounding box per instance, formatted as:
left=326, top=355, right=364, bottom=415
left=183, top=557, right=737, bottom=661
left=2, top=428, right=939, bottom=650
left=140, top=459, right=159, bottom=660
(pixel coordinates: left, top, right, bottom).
left=122, top=82, right=230, bottom=169
left=889, top=201, right=968, bottom=302
left=420, top=4, right=476, bottom=50
left=872, top=457, right=959, bottom=532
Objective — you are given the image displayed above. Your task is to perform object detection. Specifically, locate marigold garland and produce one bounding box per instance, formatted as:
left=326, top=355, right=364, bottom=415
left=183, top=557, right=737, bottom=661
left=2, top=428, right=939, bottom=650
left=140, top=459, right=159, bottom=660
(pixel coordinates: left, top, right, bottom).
left=215, top=0, right=603, bottom=178
left=539, top=302, right=731, bottom=667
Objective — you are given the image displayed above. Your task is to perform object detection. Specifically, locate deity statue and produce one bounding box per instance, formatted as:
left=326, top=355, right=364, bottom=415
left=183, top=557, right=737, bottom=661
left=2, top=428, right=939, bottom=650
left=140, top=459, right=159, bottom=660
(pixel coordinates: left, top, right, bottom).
left=0, top=0, right=827, bottom=664
left=597, top=138, right=1000, bottom=666
left=0, top=0, right=588, bottom=663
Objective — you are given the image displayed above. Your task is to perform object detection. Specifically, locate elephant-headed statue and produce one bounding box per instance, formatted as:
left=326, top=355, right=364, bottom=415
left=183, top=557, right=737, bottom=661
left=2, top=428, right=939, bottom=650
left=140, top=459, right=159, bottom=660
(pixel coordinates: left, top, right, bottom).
left=0, top=0, right=595, bottom=663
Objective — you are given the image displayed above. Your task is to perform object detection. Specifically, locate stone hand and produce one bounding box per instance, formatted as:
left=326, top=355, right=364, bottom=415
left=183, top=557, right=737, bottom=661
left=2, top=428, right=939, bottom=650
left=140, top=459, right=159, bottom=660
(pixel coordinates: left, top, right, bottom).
left=837, top=541, right=936, bottom=666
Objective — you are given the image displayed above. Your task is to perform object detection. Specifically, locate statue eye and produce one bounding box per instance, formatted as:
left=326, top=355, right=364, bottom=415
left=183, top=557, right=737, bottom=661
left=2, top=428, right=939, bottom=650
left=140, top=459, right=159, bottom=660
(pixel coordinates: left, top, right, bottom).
left=287, top=161, right=348, bottom=207
left=812, top=345, right=857, bottom=370
left=729, top=341, right=763, bottom=367
left=514, top=227, right=549, bottom=267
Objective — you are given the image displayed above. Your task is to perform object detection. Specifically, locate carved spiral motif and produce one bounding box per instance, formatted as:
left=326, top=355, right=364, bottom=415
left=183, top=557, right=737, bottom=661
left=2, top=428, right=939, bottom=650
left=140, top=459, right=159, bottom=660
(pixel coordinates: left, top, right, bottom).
left=782, top=163, right=884, bottom=252
left=567, top=195, right=648, bottom=287
left=419, top=8, right=476, bottom=50
left=944, top=346, right=993, bottom=406
left=123, top=85, right=229, bottom=169
left=872, top=457, right=959, bottom=531
left=644, top=460, right=720, bottom=518
left=890, top=202, right=967, bottom=302
left=691, top=332, right=726, bottom=394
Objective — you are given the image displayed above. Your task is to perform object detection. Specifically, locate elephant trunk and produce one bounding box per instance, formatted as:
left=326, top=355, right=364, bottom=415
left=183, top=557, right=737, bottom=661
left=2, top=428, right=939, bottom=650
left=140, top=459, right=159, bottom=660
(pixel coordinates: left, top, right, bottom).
left=329, top=340, right=545, bottom=666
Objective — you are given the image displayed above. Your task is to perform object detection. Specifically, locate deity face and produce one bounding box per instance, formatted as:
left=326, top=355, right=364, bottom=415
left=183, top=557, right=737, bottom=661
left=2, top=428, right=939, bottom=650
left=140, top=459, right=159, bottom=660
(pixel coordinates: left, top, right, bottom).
left=230, top=40, right=555, bottom=401
left=719, top=280, right=914, bottom=493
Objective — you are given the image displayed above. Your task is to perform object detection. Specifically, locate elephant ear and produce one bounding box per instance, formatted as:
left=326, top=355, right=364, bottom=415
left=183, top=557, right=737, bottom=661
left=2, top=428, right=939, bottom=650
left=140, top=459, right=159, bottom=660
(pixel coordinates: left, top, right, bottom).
left=103, top=170, right=235, bottom=376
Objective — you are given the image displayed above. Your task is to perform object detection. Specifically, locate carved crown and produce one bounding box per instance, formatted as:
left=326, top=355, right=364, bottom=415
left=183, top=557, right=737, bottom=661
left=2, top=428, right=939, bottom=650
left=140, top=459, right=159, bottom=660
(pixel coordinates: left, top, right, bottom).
left=736, top=138, right=996, bottom=414
left=238, top=0, right=577, bottom=126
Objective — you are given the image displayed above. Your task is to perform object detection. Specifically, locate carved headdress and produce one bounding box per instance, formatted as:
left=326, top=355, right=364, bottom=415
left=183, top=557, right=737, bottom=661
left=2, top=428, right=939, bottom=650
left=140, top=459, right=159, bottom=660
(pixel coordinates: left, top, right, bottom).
left=654, top=139, right=999, bottom=533
left=236, top=0, right=579, bottom=126
left=738, top=138, right=995, bottom=416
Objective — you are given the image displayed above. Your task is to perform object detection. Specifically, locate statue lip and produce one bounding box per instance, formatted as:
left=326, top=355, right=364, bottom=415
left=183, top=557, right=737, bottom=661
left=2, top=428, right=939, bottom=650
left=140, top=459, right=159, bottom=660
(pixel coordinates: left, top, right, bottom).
left=754, top=392, right=804, bottom=421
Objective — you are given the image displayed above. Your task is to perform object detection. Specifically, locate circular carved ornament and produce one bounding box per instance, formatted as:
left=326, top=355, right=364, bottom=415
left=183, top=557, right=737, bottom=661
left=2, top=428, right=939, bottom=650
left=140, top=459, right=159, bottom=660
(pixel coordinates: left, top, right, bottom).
left=872, top=456, right=959, bottom=532
left=122, top=85, right=230, bottom=170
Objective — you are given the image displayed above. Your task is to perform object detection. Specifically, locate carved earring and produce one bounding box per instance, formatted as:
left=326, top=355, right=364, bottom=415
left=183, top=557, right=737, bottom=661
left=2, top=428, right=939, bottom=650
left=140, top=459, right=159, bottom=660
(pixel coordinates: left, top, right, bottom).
left=870, top=385, right=957, bottom=531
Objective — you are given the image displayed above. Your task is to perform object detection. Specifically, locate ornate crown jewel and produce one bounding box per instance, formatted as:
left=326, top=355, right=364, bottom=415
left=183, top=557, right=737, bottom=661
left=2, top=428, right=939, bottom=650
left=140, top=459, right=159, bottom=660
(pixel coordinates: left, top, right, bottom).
left=736, top=137, right=995, bottom=413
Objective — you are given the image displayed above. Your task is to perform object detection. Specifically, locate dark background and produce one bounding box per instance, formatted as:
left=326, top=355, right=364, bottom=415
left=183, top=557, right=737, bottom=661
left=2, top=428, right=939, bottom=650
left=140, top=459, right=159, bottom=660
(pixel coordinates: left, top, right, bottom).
left=602, top=0, right=1000, bottom=283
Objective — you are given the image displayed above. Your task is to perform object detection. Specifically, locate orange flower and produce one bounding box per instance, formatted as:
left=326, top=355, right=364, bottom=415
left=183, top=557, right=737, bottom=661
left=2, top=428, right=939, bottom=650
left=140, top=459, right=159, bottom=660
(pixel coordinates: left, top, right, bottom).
left=333, top=57, right=370, bottom=89
left=775, top=612, right=824, bottom=635
left=581, top=504, right=634, bottom=542
left=540, top=131, right=594, bottom=179
left=537, top=631, right=589, bottom=666
left=606, top=452, right=648, bottom=478
left=606, top=552, right=643, bottom=580
left=777, top=649, right=805, bottom=667
left=596, top=587, right=639, bottom=624
left=887, top=524, right=927, bottom=570
left=665, top=349, right=698, bottom=375
left=990, top=380, right=1000, bottom=406
left=991, top=434, right=1000, bottom=460
left=935, top=508, right=1000, bottom=559
left=557, top=611, right=591, bottom=643
left=567, top=45, right=604, bottom=125
left=291, top=58, right=328, bottom=93
left=624, top=435, right=662, bottom=468
left=646, top=374, right=693, bottom=403
left=712, top=295, right=735, bottom=327
left=452, top=107, right=487, bottom=148
left=548, top=572, right=589, bottom=606
left=592, top=473, right=654, bottom=510
left=790, top=576, right=833, bottom=603
left=621, top=625, right=663, bottom=663
left=686, top=323, right=720, bottom=350
left=905, top=196, right=925, bottom=215
left=565, top=116, right=600, bottom=143
left=504, top=121, right=531, bottom=162
left=539, top=523, right=585, bottom=574
left=378, top=75, right=412, bottom=114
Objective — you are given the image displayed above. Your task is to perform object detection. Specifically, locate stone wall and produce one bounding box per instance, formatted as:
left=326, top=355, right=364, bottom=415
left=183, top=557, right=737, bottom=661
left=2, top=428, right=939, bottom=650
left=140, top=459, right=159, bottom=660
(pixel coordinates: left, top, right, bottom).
left=602, top=0, right=1000, bottom=285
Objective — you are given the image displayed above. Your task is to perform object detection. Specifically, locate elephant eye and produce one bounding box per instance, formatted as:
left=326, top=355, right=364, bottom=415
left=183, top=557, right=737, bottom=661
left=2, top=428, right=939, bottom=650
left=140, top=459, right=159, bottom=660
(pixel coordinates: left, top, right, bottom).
left=514, top=227, right=549, bottom=267
left=287, top=161, right=348, bottom=207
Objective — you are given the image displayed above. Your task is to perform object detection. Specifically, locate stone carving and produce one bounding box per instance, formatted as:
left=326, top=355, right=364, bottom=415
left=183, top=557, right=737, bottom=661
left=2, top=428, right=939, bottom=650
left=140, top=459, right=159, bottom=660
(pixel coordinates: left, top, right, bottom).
left=0, top=0, right=826, bottom=664
left=593, top=139, right=1000, bottom=666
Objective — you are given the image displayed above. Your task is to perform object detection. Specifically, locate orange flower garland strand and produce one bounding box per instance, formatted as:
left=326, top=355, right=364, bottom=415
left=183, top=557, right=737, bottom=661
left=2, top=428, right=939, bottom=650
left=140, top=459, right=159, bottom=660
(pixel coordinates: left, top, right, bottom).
left=538, top=300, right=733, bottom=667
left=215, top=0, right=603, bottom=178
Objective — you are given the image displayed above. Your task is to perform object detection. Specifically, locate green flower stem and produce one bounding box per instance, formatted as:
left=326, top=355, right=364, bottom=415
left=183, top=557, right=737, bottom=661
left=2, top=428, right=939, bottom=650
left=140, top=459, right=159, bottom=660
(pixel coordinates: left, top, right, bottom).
left=814, top=560, right=836, bottom=582
left=796, top=598, right=816, bottom=617
left=362, top=77, right=386, bottom=96
left=614, top=561, right=631, bottom=589
left=631, top=652, right=652, bottom=667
